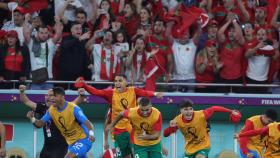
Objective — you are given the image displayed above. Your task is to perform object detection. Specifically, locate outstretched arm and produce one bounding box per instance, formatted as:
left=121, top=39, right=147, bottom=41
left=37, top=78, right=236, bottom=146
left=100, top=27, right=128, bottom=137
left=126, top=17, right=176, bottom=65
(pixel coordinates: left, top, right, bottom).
left=203, top=106, right=236, bottom=120
left=238, top=126, right=269, bottom=138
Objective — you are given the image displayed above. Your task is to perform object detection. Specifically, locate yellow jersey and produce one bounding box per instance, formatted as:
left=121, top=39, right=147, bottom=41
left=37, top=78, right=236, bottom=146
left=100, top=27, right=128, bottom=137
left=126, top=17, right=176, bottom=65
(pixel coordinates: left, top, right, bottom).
left=265, top=122, right=280, bottom=158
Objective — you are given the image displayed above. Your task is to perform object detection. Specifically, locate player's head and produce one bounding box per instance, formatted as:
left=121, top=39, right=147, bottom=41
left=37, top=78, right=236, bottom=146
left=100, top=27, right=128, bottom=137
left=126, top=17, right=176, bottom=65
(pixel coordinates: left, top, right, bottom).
left=45, top=89, right=54, bottom=106
left=138, top=97, right=152, bottom=117
left=53, top=87, right=66, bottom=107
left=114, top=74, right=127, bottom=92
left=262, top=109, right=278, bottom=125
left=179, top=99, right=194, bottom=120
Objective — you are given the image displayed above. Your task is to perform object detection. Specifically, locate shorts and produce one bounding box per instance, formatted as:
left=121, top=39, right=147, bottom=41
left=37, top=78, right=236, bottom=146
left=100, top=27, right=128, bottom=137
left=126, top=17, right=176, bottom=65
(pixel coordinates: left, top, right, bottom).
left=40, top=145, right=67, bottom=158
left=114, top=132, right=132, bottom=158
left=68, top=137, right=92, bottom=158
left=133, top=142, right=162, bottom=158
left=185, top=148, right=210, bottom=158
left=239, top=148, right=261, bottom=158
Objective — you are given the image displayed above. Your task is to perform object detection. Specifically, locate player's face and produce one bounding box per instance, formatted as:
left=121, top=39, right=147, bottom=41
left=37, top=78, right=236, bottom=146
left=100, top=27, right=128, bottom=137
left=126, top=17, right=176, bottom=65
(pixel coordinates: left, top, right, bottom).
left=45, top=89, right=54, bottom=106
left=262, top=115, right=274, bottom=125
left=180, top=107, right=194, bottom=120
left=114, top=76, right=127, bottom=92
left=139, top=104, right=152, bottom=117
left=53, top=94, right=65, bottom=107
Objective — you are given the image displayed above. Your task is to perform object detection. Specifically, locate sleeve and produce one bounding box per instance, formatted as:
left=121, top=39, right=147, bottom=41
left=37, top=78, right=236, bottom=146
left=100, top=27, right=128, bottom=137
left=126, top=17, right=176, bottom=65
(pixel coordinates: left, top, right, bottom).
left=203, top=106, right=232, bottom=120
left=40, top=111, right=52, bottom=123
left=134, top=88, right=155, bottom=97
left=239, top=126, right=269, bottom=138
left=73, top=106, right=88, bottom=124
left=122, top=109, right=129, bottom=118
left=239, top=120, right=254, bottom=155
left=163, top=126, right=178, bottom=137
left=152, top=114, right=162, bottom=132
left=84, top=84, right=113, bottom=101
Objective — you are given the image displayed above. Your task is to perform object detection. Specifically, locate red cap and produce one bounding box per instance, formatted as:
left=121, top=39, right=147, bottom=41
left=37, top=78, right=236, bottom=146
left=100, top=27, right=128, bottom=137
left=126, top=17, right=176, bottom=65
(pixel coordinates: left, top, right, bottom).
left=205, top=40, right=217, bottom=47
left=207, top=19, right=218, bottom=27
left=229, top=111, right=242, bottom=124
left=0, top=30, right=7, bottom=38
left=6, top=30, right=18, bottom=38
left=256, top=6, right=267, bottom=12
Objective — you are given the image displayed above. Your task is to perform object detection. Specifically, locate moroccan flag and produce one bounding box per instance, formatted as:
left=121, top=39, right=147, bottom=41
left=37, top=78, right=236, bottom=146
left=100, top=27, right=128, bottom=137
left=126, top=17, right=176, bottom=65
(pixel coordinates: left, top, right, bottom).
left=14, top=0, right=48, bottom=14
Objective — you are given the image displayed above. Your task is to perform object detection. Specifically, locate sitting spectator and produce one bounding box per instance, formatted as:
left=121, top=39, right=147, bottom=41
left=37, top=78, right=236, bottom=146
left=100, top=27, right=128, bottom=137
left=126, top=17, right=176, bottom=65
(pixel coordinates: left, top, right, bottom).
left=195, top=40, right=222, bottom=92
left=217, top=18, right=245, bottom=93
left=23, top=17, right=63, bottom=90
left=0, top=30, right=30, bottom=89
left=58, top=22, right=91, bottom=89
left=244, top=28, right=279, bottom=93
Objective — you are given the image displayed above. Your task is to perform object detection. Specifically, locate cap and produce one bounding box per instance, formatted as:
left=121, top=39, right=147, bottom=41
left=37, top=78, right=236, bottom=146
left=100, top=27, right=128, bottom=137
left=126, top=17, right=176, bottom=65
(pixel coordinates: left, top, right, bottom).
left=205, top=40, right=217, bottom=47
left=6, top=30, right=18, bottom=38
left=207, top=19, right=218, bottom=27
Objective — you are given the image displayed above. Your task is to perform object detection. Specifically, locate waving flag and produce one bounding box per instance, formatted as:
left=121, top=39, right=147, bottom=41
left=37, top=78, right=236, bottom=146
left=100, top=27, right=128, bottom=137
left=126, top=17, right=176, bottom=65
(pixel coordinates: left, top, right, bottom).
left=12, top=0, right=48, bottom=14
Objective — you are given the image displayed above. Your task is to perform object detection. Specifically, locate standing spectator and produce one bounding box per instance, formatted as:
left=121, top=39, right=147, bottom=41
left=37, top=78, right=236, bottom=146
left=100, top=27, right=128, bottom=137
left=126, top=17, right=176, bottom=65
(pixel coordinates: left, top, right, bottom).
left=59, top=1, right=93, bottom=33
left=86, top=30, right=119, bottom=87
left=196, top=40, right=223, bottom=92
left=2, top=9, right=25, bottom=45
left=170, top=19, right=202, bottom=92
left=58, top=22, right=91, bottom=89
left=145, top=18, right=173, bottom=91
left=23, top=17, right=63, bottom=90
left=126, top=36, right=147, bottom=84
left=244, top=28, right=279, bottom=93
left=254, top=6, right=275, bottom=39
left=217, top=18, right=245, bottom=93
left=0, top=30, right=30, bottom=89
left=93, top=0, right=114, bottom=31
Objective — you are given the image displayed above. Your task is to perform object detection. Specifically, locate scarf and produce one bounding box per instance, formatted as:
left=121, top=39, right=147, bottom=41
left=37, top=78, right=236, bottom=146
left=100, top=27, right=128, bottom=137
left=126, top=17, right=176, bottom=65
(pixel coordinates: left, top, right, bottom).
left=133, top=51, right=146, bottom=71
left=100, top=46, right=114, bottom=81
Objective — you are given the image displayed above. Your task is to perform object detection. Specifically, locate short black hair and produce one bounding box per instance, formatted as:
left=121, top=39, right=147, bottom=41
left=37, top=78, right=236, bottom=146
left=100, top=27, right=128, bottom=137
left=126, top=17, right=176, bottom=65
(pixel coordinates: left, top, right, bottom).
left=114, top=74, right=127, bottom=80
left=75, top=8, right=87, bottom=18
left=70, top=21, right=82, bottom=29
left=179, top=99, right=193, bottom=109
left=138, top=97, right=151, bottom=107
left=53, top=87, right=65, bottom=96
left=265, top=109, right=278, bottom=121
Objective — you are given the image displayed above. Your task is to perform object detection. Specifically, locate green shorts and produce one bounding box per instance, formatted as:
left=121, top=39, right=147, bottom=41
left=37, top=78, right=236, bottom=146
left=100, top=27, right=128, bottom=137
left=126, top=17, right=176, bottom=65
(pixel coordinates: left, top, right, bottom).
left=185, top=148, right=210, bottom=158
left=133, top=142, right=162, bottom=158
left=114, top=132, right=132, bottom=158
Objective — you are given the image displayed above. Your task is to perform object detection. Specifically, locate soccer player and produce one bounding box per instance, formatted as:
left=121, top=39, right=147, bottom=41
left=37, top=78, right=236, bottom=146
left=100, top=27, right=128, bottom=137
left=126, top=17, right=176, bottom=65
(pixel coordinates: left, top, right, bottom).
left=19, top=85, right=86, bottom=158
left=75, top=74, right=163, bottom=158
left=237, top=122, right=280, bottom=158
left=106, top=97, right=163, bottom=158
left=238, top=109, right=278, bottom=158
left=26, top=87, right=95, bottom=158
left=0, top=122, right=6, bottom=157
left=163, top=99, right=241, bottom=158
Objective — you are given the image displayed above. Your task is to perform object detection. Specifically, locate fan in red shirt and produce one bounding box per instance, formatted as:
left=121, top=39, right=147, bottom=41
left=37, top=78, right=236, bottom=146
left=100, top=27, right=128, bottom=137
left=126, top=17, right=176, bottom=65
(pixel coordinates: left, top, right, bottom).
left=144, top=18, right=173, bottom=91
left=217, top=18, right=245, bottom=93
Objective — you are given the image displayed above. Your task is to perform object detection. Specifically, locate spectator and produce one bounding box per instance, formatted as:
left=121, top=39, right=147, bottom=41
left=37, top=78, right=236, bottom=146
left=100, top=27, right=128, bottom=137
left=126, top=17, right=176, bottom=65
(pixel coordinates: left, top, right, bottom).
left=0, top=30, right=30, bottom=89
left=59, top=1, right=93, bottom=34
left=145, top=18, right=173, bottom=91
left=86, top=30, right=119, bottom=87
left=23, top=17, right=63, bottom=90
left=244, top=28, right=279, bottom=93
left=58, top=22, right=91, bottom=89
left=254, top=6, right=275, bottom=39
left=126, top=36, right=147, bottom=84
left=217, top=18, right=245, bottom=93
left=170, top=19, right=202, bottom=92
left=93, top=0, right=114, bottom=31
left=196, top=40, right=222, bottom=92
left=2, top=9, right=25, bottom=45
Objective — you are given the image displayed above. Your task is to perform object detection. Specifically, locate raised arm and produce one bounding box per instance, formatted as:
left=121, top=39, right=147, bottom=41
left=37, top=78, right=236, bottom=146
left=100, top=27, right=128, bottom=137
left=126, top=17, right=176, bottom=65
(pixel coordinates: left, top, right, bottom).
left=232, top=19, right=245, bottom=45
left=52, top=17, right=64, bottom=44
left=193, top=19, right=203, bottom=45
left=58, top=0, right=71, bottom=24
left=23, top=14, right=32, bottom=44
left=218, top=20, right=231, bottom=43
left=236, top=0, right=250, bottom=22
left=271, top=4, right=280, bottom=28
left=71, top=88, right=86, bottom=105
left=19, top=85, right=37, bottom=110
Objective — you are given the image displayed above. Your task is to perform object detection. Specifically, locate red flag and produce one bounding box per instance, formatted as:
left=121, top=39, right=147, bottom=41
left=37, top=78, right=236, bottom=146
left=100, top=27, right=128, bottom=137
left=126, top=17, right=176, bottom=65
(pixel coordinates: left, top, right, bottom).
left=15, top=0, right=48, bottom=14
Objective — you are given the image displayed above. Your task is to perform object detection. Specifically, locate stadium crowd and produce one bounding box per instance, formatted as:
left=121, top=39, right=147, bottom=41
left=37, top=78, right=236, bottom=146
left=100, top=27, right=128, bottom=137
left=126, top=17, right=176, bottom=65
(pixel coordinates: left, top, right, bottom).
left=0, top=0, right=280, bottom=93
